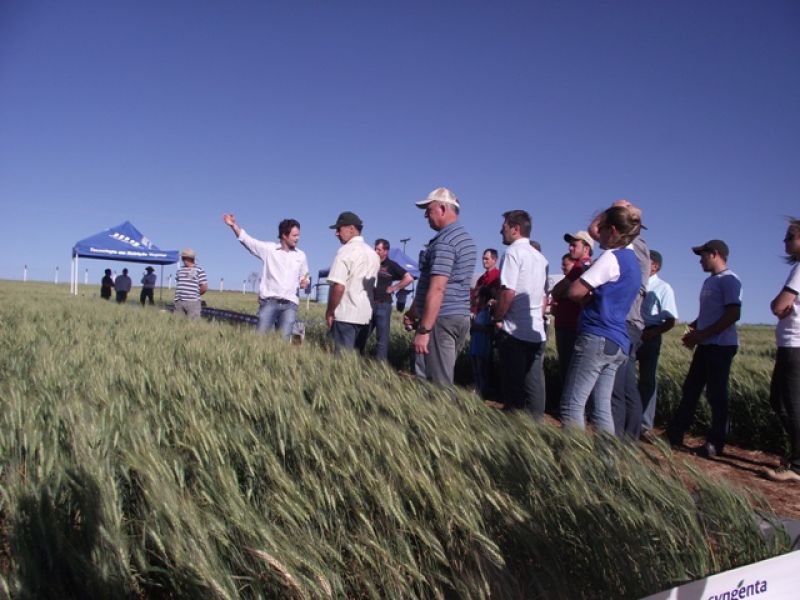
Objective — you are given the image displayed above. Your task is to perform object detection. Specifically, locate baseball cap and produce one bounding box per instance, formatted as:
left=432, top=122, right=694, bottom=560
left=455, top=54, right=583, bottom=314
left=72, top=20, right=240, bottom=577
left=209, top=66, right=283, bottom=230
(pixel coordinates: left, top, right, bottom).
left=649, top=250, right=663, bottom=265
left=415, top=187, right=460, bottom=209
left=180, top=248, right=196, bottom=259
left=329, top=211, right=363, bottom=229
left=692, top=239, right=729, bottom=260
left=564, top=230, right=594, bottom=250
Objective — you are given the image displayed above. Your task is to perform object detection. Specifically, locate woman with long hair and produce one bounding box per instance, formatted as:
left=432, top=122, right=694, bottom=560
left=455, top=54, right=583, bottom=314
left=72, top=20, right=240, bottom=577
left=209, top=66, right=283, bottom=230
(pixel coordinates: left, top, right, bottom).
left=559, top=205, right=642, bottom=433
left=766, top=217, right=800, bottom=482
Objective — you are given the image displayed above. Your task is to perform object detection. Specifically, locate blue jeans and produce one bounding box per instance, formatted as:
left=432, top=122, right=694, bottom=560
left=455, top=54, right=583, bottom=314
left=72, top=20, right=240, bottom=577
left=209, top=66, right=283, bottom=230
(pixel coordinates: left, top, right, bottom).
left=497, top=332, right=546, bottom=419
left=257, top=297, right=298, bottom=340
left=637, top=332, right=662, bottom=431
left=667, top=344, right=737, bottom=452
left=368, top=301, right=393, bottom=361
left=560, top=333, right=627, bottom=433
left=610, top=323, right=643, bottom=440
left=332, top=321, right=370, bottom=354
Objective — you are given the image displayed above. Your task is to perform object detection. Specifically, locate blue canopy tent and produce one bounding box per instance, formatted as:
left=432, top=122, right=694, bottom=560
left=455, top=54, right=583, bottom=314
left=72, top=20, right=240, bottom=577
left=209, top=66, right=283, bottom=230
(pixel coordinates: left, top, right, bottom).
left=70, top=221, right=179, bottom=296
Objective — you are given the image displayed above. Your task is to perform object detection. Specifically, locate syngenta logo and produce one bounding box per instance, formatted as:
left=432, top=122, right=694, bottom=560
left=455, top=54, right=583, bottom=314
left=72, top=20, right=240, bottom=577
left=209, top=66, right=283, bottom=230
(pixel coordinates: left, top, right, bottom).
left=707, top=579, right=768, bottom=600
left=109, top=233, right=152, bottom=249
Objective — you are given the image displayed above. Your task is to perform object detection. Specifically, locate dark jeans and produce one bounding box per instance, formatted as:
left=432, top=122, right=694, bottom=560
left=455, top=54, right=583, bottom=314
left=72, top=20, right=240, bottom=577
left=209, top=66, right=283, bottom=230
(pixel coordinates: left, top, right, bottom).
left=332, top=321, right=370, bottom=354
left=498, top=332, right=546, bottom=418
left=667, top=344, right=738, bottom=452
left=770, top=347, right=800, bottom=473
left=471, top=355, right=491, bottom=400
left=368, top=301, right=393, bottom=361
left=611, top=324, right=643, bottom=440
left=140, top=288, right=155, bottom=305
left=555, top=327, right=577, bottom=385
left=115, top=290, right=128, bottom=303
left=637, top=331, right=662, bottom=431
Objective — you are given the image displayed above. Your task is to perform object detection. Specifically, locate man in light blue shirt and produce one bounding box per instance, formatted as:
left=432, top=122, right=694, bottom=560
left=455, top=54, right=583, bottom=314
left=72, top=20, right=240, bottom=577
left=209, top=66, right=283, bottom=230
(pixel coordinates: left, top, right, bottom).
left=637, top=250, right=678, bottom=435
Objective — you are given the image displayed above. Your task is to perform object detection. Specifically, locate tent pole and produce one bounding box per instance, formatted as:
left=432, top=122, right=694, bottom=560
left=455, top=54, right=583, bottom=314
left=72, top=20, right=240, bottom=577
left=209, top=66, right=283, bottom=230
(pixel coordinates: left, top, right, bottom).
left=75, top=255, right=79, bottom=295
left=159, top=265, right=164, bottom=303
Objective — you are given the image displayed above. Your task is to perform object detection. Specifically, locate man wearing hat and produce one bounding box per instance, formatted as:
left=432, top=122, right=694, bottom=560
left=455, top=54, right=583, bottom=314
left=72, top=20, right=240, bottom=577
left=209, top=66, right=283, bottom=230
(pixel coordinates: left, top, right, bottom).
left=637, top=250, right=678, bottom=437
left=325, top=212, right=380, bottom=353
left=223, top=214, right=310, bottom=340
left=550, top=229, right=594, bottom=384
left=667, top=239, right=741, bottom=458
left=140, top=266, right=157, bottom=306
left=174, top=248, right=208, bottom=319
left=403, top=187, right=477, bottom=386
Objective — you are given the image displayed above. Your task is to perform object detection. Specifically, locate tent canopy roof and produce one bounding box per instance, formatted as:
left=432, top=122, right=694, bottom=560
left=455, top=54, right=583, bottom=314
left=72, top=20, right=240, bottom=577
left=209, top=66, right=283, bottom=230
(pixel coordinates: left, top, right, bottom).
left=73, top=221, right=179, bottom=265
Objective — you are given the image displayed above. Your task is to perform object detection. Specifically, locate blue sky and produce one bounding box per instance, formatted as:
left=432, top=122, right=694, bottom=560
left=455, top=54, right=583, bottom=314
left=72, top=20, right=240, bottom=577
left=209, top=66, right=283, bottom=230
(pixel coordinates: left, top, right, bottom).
left=1, top=0, right=798, bottom=323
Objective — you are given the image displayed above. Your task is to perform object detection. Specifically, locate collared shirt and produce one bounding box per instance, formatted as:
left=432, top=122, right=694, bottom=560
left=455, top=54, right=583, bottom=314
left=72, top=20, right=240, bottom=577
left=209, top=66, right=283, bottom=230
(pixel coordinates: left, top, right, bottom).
left=499, top=238, right=548, bottom=343
left=327, top=236, right=380, bottom=325
left=697, top=269, right=742, bottom=346
left=641, top=274, right=679, bottom=328
left=415, top=221, right=477, bottom=317
left=174, top=264, right=207, bottom=301
left=237, top=229, right=309, bottom=305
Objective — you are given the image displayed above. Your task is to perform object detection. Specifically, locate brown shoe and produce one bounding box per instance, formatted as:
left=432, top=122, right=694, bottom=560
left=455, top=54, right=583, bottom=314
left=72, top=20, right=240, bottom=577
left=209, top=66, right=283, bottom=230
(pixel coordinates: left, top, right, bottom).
left=765, top=466, right=800, bottom=483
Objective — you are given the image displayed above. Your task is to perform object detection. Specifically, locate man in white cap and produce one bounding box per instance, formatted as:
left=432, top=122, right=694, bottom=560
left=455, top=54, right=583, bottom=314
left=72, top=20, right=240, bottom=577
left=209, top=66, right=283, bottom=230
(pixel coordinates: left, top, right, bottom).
left=325, top=211, right=380, bottom=354
left=174, top=248, right=208, bottom=319
left=403, top=187, right=477, bottom=386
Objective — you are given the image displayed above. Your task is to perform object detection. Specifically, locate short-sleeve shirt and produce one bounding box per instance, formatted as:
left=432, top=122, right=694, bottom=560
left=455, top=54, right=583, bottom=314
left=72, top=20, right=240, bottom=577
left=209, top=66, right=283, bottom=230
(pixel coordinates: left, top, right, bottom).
left=174, top=265, right=207, bottom=302
left=697, top=269, right=742, bottom=346
left=237, top=229, right=309, bottom=304
left=552, top=259, right=591, bottom=330
left=414, top=222, right=477, bottom=318
left=374, top=258, right=408, bottom=303
left=579, top=247, right=641, bottom=351
left=499, top=238, right=548, bottom=343
left=642, top=274, right=679, bottom=327
left=776, top=263, right=800, bottom=347
left=327, top=236, right=380, bottom=325
left=141, top=273, right=157, bottom=289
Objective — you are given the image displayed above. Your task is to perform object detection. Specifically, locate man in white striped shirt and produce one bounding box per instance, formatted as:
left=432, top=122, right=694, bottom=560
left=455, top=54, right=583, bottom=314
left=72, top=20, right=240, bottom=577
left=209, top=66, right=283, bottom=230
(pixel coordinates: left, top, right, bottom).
left=174, top=248, right=208, bottom=319
left=223, top=214, right=310, bottom=340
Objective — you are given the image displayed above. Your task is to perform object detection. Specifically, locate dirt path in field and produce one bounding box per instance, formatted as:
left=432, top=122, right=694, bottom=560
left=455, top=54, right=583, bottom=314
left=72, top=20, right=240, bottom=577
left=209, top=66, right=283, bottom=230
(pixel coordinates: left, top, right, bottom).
left=517, top=410, right=800, bottom=519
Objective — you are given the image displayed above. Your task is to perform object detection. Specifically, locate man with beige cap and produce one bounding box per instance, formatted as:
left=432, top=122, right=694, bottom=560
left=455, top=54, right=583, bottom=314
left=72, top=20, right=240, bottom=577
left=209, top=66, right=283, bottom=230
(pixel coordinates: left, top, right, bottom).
left=174, top=248, right=208, bottom=319
left=550, top=230, right=594, bottom=383
left=403, top=187, right=476, bottom=386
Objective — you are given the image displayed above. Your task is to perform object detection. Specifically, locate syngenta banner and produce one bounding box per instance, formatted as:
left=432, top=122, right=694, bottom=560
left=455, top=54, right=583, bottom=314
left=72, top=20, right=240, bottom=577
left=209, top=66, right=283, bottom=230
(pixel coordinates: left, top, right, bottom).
left=641, top=550, right=798, bottom=600
left=109, top=231, right=153, bottom=249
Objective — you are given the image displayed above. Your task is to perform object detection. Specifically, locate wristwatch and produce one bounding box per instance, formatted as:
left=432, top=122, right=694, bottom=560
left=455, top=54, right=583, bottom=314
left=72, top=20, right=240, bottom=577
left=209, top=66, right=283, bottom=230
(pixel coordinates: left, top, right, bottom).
left=416, top=325, right=432, bottom=335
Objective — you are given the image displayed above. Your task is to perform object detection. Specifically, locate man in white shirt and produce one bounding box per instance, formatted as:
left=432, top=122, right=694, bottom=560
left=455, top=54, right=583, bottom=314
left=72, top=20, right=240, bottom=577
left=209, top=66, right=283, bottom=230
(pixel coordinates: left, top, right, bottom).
left=491, top=210, right=549, bottom=417
left=223, top=214, right=310, bottom=340
left=325, top=212, right=380, bottom=354
left=637, top=250, right=678, bottom=436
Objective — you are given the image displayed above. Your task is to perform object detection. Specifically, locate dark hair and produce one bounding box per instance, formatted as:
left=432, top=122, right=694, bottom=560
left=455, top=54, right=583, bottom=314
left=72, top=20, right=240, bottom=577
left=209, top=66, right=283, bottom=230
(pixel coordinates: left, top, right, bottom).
left=278, top=219, right=301, bottom=238
left=562, top=253, right=573, bottom=261
left=502, top=210, right=532, bottom=238
left=483, top=248, right=498, bottom=260
left=122, top=268, right=128, bottom=274
left=375, top=238, right=390, bottom=250
left=530, top=240, right=541, bottom=252
left=786, top=217, right=800, bottom=264
left=598, top=206, right=641, bottom=248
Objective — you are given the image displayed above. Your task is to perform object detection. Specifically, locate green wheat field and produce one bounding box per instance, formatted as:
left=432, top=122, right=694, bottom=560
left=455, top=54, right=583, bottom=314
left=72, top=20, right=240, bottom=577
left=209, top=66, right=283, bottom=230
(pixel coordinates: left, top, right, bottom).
left=0, top=281, right=789, bottom=599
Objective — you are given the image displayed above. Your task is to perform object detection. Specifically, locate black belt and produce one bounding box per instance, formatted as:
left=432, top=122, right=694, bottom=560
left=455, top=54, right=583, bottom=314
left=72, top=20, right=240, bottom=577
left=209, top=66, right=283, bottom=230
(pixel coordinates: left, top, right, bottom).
left=264, top=297, right=293, bottom=304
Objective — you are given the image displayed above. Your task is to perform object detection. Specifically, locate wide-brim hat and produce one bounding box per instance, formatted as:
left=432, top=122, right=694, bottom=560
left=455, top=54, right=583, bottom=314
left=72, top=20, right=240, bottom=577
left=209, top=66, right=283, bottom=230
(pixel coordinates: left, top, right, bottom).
left=180, top=248, right=196, bottom=259
left=145, top=266, right=155, bottom=272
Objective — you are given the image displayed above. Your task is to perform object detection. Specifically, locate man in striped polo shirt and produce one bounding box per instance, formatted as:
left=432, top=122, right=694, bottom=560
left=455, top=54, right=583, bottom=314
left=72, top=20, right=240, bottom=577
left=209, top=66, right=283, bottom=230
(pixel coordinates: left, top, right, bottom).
left=403, top=187, right=477, bottom=386
left=174, top=248, right=208, bottom=319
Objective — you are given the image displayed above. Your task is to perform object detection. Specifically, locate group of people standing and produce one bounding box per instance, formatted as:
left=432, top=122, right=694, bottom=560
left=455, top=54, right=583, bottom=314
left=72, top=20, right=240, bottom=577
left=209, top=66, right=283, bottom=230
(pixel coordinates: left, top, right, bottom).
left=100, top=266, right=157, bottom=305
left=101, top=190, right=799, bottom=485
